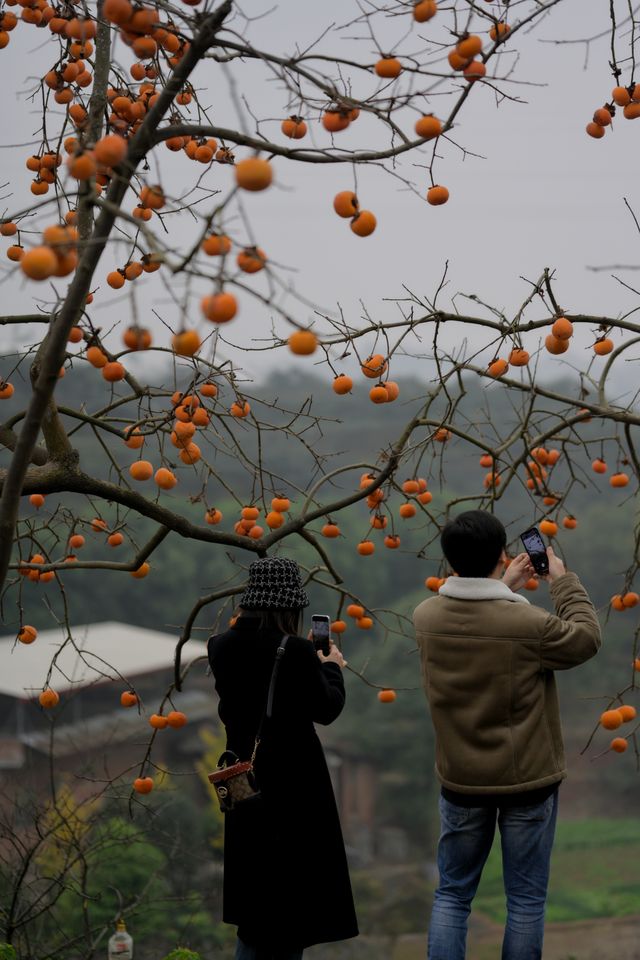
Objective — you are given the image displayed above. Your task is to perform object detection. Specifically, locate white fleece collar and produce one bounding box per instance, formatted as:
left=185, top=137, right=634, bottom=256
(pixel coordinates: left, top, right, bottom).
left=438, top=577, right=530, bottom=604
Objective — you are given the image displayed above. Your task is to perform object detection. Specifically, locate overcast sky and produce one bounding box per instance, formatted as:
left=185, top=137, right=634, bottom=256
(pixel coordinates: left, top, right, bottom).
left=1, top=0, right=638, bottom=390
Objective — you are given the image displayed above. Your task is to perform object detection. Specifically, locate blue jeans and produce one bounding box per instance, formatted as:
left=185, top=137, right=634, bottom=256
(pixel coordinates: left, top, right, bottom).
left=234, top=938, right=303, bottom=960
left=428, top=790, right=558, bottom=960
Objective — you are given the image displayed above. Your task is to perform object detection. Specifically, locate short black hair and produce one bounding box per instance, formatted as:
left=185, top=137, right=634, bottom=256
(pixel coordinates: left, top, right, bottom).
left=440, top=510, right=507, bottom=577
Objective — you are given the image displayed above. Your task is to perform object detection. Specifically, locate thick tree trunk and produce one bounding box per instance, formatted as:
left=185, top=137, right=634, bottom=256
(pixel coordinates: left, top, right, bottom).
left=0, top=0, right=233, bottom=594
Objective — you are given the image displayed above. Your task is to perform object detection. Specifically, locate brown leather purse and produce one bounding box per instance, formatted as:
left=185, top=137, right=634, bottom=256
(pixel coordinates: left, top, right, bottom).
left=208, top=636, right=289, bottom=813
left=208, top=751, right=259, bottom=812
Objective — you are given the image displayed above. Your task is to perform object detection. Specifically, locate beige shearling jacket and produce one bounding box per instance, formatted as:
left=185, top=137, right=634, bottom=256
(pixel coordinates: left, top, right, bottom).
left=413, top=572, right=601, bottom=794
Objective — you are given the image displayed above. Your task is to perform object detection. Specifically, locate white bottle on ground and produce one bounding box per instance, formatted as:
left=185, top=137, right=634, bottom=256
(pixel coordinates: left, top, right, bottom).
left=108, top=919, right=133, bottom=959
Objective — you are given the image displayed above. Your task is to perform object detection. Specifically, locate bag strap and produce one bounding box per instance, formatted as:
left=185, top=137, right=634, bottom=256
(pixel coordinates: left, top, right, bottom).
left=266, top=634, right=289, bottom=718
left=251, top=634, right=289, bottom=764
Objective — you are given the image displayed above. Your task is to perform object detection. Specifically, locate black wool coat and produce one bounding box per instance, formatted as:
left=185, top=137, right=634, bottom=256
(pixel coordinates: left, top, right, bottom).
left=207, top=616, right=359, bottom=950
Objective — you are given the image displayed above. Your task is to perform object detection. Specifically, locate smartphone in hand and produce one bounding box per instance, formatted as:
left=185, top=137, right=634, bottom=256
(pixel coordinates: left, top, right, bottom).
left=520, top=526, right=550, bottom=576
left=311, top=614, right=331, bottom=656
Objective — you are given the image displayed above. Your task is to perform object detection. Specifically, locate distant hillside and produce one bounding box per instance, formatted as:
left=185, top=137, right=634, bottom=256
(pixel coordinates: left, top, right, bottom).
left=3, top=359, right=637, bottom=840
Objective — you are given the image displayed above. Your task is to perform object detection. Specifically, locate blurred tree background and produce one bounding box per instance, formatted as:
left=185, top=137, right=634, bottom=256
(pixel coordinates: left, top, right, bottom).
left=4, top=363, right=638, bottom=958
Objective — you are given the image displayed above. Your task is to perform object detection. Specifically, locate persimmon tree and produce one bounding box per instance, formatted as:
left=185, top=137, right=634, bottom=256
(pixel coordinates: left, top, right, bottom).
left=1, top=0, right=640, bottom=795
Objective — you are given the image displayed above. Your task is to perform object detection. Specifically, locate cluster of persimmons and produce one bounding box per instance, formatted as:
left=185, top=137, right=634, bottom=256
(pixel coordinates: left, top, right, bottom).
left=599, top=703, right=637, bottom=754
left=586, top=84, right=640, bottom=138
left=487, top=317, right=615, bottom=378
left=0, top=0, right=521, bottom=345
left=331, top=353, right=400, bottom=404
left=2, top=0, right=638, bottom=778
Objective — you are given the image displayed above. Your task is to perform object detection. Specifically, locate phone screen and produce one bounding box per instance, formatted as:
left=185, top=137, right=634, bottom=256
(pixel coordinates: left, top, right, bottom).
left=311, top=615, right=331, bottom=655
left=520, top=527, right=549, bottom=575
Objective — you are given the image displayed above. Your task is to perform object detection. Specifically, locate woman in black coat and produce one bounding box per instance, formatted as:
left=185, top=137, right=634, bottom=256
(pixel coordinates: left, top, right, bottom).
left=207, top=557, right=359, bottom=960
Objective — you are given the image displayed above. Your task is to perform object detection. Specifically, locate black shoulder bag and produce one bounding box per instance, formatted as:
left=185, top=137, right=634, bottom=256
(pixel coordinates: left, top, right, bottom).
left=208, top=635, right=289, bottom=813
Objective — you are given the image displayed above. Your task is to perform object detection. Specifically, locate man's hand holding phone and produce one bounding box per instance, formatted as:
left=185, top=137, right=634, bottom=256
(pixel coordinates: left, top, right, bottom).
left=502, top=552, right=534, bottom=592
left=513, top=523, right=568, bottom=588
left=545, top=545, right=566, bottom=582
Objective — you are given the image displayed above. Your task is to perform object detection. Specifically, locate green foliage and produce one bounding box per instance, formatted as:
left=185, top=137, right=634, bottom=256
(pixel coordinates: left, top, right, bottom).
left=34, top=783, right=97, bottom=878
left=162, top=951, right=202, bottom=960
left=554, top=818, right=640, bottom=849
left=26, top=806, right=228, bottom=959
left=0, top=945, right=17, bottom=960
left=44, top=816, right=169, bottom=944
left=134, top=785, right=212, bottom=884
left=473, top=818, right=640, bottom=923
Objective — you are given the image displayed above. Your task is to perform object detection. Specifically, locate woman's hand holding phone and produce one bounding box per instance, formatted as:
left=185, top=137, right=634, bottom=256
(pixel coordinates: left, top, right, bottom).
left=317, top=643, right=347, bottom=669
left=307, top=626, right=347, bottom=668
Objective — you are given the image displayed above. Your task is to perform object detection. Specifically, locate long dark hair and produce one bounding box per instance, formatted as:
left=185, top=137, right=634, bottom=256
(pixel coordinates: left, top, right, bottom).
left=238, top=607, right=302, bottom=636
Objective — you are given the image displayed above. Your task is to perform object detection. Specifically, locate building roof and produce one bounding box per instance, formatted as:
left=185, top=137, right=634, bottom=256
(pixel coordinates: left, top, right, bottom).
left=20, top=689, right=216, bottom=759
left=0, top=621, right=208, bottom=699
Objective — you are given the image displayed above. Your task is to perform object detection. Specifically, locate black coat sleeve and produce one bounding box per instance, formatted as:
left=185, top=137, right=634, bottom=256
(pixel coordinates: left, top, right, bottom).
left=313, top=663, right=346, bottom=724
left=286, top=638, right=346, bottom=725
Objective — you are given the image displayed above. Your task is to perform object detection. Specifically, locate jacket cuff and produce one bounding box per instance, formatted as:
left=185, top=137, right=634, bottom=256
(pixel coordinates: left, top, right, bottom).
left=320, top=661, right=343, bottom=676
left=549, top=571, right=580, bottom=594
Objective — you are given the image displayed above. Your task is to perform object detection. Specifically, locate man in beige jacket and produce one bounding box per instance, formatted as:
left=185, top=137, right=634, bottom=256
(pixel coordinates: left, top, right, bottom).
left=413, top=510, right=601, bottom=960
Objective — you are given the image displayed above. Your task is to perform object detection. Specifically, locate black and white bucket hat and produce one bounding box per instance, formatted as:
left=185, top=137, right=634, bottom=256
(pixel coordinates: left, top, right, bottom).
left=238, top=557, right=310, bottom=610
